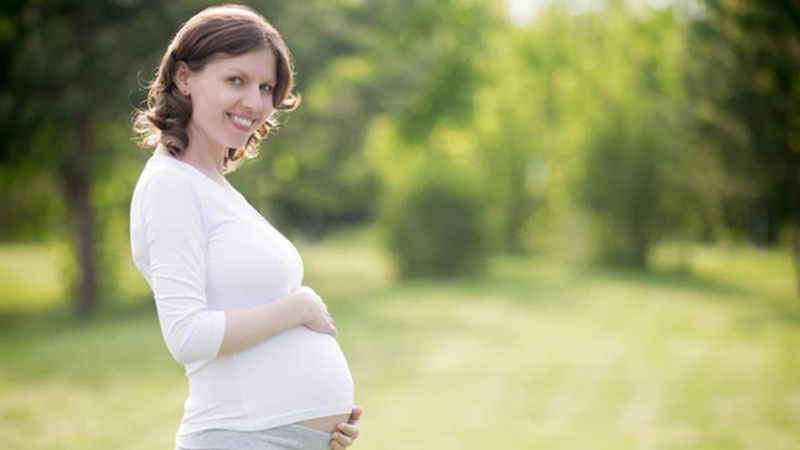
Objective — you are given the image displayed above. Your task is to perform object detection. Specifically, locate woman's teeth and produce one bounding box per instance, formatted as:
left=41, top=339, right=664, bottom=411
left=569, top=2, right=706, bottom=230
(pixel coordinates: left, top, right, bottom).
left=230, top=114, right=254, bottom=127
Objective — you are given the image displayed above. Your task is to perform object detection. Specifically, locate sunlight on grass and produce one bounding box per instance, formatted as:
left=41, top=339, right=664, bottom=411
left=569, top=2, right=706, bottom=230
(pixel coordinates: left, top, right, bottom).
left=652, top=242, right=795, bottom=299
left=1, top=230, right=799, bottom=449
left=0, top=242, right=69, bottom=310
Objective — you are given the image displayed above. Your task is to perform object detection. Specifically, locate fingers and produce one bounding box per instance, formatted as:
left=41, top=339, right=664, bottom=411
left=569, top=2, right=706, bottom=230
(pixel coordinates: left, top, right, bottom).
left=348, top=405, right=363, bottom=423
left=297, top=286, right=338, bottom=337
left=336, top=423, right=359, bottom=439
left=320, top=300, right=336, bottom=336
left=330, top=408, right=361, bottom=450
left=330, top=430, right=353, bottom=449
left=317, top=297, right=335, bottom=327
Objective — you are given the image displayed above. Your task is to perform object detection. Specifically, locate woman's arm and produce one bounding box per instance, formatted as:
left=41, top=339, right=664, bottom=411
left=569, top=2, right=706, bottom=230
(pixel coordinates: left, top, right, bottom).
left=139, top=170, right=336, bottom=363
left=217, top=296, right=304, bottom=357
left=218, top=286, right=337, bottom=357
left=140, top=171, right=227, bottom=365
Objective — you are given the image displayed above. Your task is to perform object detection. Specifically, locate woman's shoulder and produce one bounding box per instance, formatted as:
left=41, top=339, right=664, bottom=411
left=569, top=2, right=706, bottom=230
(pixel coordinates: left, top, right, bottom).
left=133, top=156, right=203, bottom=208
left=142, top=155, right=197, bottom=186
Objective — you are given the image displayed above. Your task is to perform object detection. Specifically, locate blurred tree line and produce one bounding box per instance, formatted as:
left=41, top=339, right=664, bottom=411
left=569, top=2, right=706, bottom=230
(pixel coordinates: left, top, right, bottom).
left=0, top=0, right=797, bottom=318
left=684, top=0, right=800, bottom=284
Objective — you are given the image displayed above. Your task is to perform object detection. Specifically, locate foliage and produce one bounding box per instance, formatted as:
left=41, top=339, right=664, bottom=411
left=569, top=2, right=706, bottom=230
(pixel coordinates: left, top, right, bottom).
left=240, top=0, right=494, bottom=236
left=685, top=0, right=800, bottom=245
left=2, top=0, right=799, bottom=313
left=683, top=0, right=800, bottom=289
left=567, top=4, right=720, bottom=266
left=380, top=163, right=491, bottom=278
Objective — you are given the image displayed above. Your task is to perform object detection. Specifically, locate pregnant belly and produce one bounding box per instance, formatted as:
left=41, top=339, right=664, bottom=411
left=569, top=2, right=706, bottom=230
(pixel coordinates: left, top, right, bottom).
left=296, top=413, right=352, bottom=433
left=237, top=326, right=354, bottom=419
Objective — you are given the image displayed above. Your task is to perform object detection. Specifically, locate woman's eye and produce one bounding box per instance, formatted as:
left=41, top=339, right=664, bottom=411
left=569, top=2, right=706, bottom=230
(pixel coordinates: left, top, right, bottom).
left=228, top=77, right=243, bottom=85
left=260, top=84, right=273, bottom=92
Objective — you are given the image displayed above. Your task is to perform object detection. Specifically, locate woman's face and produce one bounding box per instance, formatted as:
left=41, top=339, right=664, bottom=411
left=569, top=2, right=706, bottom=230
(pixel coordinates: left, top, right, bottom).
left=178, top=47, right=277, bottom=152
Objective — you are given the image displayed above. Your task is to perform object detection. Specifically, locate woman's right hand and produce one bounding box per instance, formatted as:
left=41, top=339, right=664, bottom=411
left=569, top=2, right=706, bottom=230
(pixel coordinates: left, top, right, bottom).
left=289, top=286, right=337, bottom=337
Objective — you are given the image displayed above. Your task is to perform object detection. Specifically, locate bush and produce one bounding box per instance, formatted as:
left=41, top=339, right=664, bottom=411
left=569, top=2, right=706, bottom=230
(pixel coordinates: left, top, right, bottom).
left=381, top=164, right=491, bottom=278
left=580, top=111, right=718, bottom=268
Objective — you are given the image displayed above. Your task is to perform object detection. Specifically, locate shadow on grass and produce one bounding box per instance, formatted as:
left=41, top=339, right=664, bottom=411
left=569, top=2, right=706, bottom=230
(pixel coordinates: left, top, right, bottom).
left=380, top=252, right=759, bottom=306
left=583, top=263, right=752, bottom=298
left=0, top=295, right=155, bottom=340
left=368, top=253, right=577, bottom=307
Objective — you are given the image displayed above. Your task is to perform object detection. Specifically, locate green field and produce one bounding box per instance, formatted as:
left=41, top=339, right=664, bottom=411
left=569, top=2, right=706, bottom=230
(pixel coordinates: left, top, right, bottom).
left=1, top=227, right=799, bottom=449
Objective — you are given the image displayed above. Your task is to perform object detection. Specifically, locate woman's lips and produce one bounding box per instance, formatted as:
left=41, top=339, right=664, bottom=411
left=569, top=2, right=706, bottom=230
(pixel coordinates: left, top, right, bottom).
left=227, top=113, right=255, bottom=131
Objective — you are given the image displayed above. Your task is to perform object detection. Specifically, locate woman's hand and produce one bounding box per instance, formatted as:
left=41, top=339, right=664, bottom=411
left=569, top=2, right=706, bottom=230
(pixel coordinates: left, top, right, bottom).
left=289, top=286, right=337, bottom=337
left=330, top=405, right=362, bottom=450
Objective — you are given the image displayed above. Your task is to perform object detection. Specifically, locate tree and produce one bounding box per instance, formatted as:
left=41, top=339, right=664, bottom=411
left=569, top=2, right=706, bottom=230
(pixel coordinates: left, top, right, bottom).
left=0, top=0, right=182, bottom=318
left=560, top=2, right=719, bottom=266
left=686, top=0, right=800, bottom=292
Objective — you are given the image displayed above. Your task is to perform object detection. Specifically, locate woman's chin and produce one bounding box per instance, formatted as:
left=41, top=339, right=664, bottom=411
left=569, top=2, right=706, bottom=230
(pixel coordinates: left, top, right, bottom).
left=220, top=136, right=251, bottom=150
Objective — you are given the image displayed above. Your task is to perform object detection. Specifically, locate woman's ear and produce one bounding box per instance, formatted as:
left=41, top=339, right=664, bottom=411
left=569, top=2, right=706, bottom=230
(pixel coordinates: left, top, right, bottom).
left=174, top=61, right=192, bottom=97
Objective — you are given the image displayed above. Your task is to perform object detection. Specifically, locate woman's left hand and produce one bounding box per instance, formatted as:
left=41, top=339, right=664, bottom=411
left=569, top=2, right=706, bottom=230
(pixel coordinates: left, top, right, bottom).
left=330, top=405, right=362, bottom=450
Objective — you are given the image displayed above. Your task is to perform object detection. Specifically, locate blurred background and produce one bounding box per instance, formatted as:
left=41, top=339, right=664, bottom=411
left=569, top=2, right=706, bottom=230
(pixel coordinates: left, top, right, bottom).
left=1, top=0, right=799, bottom=448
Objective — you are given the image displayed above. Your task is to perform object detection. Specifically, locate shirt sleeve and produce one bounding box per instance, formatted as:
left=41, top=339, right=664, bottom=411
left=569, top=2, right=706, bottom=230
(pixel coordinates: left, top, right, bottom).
left=141, top=170, right=226, bottom=365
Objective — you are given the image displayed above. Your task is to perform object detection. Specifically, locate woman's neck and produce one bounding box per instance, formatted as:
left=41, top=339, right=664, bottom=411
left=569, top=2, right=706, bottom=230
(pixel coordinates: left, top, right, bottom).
left=155, top=120, right=230, bottom=183
left=182, top=146, right=226, bottom=178
left=182, top=121, right=227, bottom=177
left=154, top=143, right=229, bottom=186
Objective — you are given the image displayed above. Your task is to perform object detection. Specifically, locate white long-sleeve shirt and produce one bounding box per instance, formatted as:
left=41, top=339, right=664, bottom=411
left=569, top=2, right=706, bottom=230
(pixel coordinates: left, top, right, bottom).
left=129, top=154, right=354, bottom=441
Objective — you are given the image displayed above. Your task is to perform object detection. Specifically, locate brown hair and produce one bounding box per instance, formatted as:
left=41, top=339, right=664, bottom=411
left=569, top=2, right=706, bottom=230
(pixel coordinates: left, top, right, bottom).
left=132, top=4, right=300, bottom=172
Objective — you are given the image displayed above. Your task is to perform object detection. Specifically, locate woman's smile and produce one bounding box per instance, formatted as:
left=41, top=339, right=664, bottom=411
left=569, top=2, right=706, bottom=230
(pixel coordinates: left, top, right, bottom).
left=228, top=112, right=256, bottom=132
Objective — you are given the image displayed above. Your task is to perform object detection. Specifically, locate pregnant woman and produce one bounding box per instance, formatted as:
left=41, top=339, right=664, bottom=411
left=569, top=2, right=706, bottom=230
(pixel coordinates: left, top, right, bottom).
left=128, top=4, right=362, bottom=450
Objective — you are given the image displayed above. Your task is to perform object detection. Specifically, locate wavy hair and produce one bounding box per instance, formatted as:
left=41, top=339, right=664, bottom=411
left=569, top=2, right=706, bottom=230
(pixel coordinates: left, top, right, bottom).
left=132, top=4, right=300, bottom=172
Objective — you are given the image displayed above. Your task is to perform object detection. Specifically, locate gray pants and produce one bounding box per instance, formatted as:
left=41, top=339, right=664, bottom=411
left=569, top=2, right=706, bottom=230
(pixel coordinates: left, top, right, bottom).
left=175, top=423, right=331, bottom=450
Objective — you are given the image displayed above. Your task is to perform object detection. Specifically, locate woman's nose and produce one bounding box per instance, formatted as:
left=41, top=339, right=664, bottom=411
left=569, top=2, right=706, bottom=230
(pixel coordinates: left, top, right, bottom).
left=242, top=85, right=264, bottom=112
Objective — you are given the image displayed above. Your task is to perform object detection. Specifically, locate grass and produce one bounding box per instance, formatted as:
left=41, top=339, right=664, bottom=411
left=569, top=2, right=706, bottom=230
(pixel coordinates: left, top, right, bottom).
left=0, top=241, right=69, bottom=310
left=1, top=227, right=799, bottom=449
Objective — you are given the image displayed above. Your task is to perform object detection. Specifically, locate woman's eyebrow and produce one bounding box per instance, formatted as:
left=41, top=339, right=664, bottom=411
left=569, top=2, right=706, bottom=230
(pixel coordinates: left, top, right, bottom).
left=230, top=69, right=276, bottom=84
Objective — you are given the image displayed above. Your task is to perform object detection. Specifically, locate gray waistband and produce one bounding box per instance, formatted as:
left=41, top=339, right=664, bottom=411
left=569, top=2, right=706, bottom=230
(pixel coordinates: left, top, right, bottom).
left=176, top=423, right=331, bottom=450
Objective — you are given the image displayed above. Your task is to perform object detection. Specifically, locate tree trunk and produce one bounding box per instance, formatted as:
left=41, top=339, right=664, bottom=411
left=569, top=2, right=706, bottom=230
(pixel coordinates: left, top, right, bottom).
left=793, top=201, right=800, bottom=299
left=70, top=113, right=96, bottom=319
left=789, top=153, right=800, bottom=299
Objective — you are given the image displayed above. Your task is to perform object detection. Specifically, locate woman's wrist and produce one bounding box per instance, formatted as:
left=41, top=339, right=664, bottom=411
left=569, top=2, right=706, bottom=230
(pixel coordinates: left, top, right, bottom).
left=286, top=290, right=312, bottom=327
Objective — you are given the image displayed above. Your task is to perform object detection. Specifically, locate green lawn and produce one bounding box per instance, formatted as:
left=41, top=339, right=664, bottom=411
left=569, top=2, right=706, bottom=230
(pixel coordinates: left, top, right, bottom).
left=1, top=228, right=799, bottom=449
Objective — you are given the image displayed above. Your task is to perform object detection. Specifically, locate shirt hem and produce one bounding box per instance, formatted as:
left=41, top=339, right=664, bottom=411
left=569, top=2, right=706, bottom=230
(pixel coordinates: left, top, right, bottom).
left=175, top=403, right=353, bottom=445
